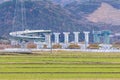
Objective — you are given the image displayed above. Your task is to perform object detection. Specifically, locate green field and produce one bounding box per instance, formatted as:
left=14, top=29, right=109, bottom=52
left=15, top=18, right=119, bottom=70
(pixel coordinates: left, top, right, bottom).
left=0, top=51, right=120, bottom=80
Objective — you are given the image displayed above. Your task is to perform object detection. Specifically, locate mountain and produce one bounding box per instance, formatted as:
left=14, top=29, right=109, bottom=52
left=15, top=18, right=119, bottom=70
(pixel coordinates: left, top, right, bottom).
left=0, top=0, right=10, bottom=4
left=64, top=0, right=120, bottom=32
left=87, top=3, right=120, bottom=25
left=50, top=0, right=75, bottom=6
left=51, top=0, right=120, bottom=7
left=50, top=0, right=101, bottom=6
left=0, top=0, right=91, bottom=37
left=64, top=0, right=120, bottom=18
left=0, top=0, right=120, bottom=38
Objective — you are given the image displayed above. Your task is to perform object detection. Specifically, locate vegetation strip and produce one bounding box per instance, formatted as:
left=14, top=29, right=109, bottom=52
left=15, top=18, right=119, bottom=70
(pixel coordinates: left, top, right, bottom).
left=1, top=67, right=120, bottom=68
left=1, top=52, right=120, bottom=79
left=1, top=56, right=120, bottom=58
left=0, top=62, right=120, bottom=65
left=0, top=72, right=120, bottom=74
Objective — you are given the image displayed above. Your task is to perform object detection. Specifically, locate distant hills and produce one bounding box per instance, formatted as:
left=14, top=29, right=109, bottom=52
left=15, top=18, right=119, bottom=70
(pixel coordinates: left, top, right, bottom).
left=51, top=0, right=120, bottom=32
left=87, top=3, right=120, bottom=25
left=50, top=0, right=76, bottom=6
left=0, top=0, right=120, bottom=38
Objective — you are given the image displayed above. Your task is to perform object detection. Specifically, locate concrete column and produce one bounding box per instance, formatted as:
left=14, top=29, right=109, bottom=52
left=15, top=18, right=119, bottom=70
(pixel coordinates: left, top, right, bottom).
left=83, top=31, right=90, bottom=48
left=63, top=32, right=70, bottom=44
left=34, top=41, right=43, bottom=49
left=103, top=33, right=110, bottom=44
left=20, top=40, right=27, bottom=49
left=73, top=32, right=80, bottom=43
left=11, top=40, right=18, bottom=45
left=101, top=30, right=111, bottom=44
left=93, top=31, right=101, bottom=43
left=53, top=33, right=60, bottom=44
left=45, top=33, right=51, bottom=48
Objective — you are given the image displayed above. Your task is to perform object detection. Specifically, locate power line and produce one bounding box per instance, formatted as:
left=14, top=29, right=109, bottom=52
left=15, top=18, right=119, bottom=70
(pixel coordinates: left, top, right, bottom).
left=12, top=0, right=28, bottom=32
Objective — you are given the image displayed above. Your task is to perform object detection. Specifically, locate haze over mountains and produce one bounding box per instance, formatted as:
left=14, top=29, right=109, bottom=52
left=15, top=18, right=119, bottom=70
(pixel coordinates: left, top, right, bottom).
left=0, top=0, right=120, bottom=37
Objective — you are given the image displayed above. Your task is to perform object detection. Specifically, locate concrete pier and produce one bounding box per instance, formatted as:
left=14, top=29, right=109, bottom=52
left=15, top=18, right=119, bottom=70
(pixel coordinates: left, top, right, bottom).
left=53, top=33, right=60, bottom=44
left=63, top=32, right=70, bottom=44
left=84, top=31, right=90, bottom=48
left=73, top=32, right=80, bottom=43
left=45, top=33, right=51, bottom=48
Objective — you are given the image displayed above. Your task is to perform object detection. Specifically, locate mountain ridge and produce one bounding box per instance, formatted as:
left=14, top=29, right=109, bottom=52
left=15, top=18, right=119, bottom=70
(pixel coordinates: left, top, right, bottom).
left=0, top=1, right=92, bottom=37
left=0, top=0, right=120, bottom=38
left=87, top=2, right=120, bottom=25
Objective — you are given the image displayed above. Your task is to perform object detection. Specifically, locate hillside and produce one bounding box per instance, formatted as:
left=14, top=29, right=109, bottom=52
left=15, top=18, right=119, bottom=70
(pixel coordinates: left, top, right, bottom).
left=0, top=0, right=92, bottom=37
left=64, top=0, right=120, bottom=32
left=87, top=3, right=120, bottom=25
left=0, top=0, right=120, bottom=38
left=50, top=0, right=76, bottom=6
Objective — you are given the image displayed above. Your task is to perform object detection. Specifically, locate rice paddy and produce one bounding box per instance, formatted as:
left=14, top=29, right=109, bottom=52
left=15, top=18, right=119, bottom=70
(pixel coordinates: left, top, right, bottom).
left=0, top=51, right=120, bottom=80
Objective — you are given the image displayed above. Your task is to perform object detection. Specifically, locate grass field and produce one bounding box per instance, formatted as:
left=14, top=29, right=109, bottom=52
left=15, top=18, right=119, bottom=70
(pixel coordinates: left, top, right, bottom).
left=0, top=51, right=120, bottom=80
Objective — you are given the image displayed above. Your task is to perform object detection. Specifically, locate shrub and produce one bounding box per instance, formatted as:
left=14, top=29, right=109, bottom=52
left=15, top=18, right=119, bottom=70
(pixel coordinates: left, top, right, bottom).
left=0, top=46, right=4, bottom=49
left=27, top=42, right=37, bottom=49
left=88, top=44, right=99, bottom=49
left=52, top=44, right=62, bottom=49
left=112, top=42, right=120, bottom=49
left=12, top=45, right=21, bottom=48
left=68, top=44, right=80, bottom=49
left=43, top=44, right=47, bottom=49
